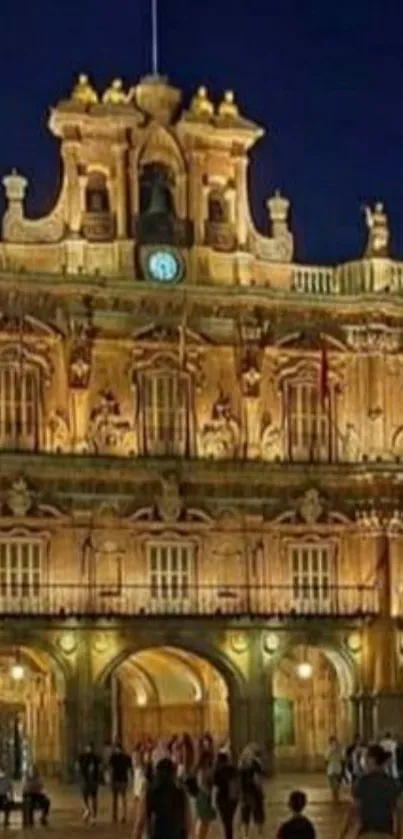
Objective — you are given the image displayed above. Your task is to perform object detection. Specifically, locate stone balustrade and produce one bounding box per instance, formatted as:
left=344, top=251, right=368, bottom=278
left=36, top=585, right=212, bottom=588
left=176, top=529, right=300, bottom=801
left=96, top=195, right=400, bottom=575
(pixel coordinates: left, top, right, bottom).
left=0, top=582, right=379, bottom=618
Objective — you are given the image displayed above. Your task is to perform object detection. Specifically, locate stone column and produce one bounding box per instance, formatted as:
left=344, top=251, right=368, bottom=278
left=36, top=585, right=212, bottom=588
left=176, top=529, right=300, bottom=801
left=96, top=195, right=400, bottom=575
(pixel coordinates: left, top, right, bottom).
left=113, top=144, right=128, bottom=239
left=62, top=141, right=82, bottom=236
left=356, top=694, right=376, bottom=742
left=188, top=151, right=205, bottom=245
left=234, top=156, right=249, bottom=248
left=63, top=630, right=95, bottom=778
left=246, top=630, right=274, bottom=773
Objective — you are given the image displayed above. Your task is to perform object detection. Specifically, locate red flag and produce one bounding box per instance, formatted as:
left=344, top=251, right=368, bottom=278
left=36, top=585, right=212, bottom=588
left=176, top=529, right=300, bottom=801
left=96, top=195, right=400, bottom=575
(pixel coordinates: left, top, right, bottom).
left=319, top=340, right=329, bottom=406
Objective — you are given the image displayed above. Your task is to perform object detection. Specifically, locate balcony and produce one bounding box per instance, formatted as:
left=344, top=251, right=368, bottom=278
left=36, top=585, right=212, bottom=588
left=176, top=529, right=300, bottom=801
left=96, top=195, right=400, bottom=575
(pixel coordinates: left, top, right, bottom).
left=0, top=583, right=379, bottom=619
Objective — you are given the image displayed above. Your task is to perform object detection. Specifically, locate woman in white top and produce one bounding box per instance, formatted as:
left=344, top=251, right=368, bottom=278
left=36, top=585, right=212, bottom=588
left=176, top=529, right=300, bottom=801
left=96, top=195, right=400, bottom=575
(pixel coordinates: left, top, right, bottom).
left=325, top=736, right=344, bottom=804
left=132, top=749, right=146, bottom=804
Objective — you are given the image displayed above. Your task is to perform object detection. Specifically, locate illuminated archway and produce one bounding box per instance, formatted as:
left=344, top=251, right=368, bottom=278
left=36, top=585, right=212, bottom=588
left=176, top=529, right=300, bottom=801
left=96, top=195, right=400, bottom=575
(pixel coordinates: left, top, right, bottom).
left=273, top=644, right=355, bottom=771
left=0, top=646, right=65, bottom=777
left=111, top=646, right=229, bottom=748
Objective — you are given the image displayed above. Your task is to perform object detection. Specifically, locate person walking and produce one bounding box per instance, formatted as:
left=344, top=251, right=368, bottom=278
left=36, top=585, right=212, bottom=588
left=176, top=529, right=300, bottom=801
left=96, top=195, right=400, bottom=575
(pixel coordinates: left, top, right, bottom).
left=239, top=744, right=265, bottom=839
left=339, top=744, right=402, bottom=839
left=0, top=766, right=13, bottom=827
left=109, top=741, right=133, bottom=823
left=213, top=749, right=240, bottom=839
left=195, top=752, right=216, bottom=839
left=325, top=736, right=344, bottom=804
left=133, top=757, right=192, bottom=839
left=78, top=742, right=102, bottom=824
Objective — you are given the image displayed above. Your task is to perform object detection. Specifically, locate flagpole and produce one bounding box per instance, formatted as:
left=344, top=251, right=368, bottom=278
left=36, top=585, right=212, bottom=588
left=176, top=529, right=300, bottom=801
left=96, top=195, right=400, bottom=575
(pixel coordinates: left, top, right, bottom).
left=151, top=0, right=159, bottom=76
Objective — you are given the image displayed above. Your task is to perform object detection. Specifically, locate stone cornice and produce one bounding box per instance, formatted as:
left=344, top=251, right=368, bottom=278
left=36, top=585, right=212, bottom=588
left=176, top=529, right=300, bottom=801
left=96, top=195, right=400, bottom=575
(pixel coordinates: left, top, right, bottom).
left=3, top=276, right=403, bottom=338
left=1, top=452, right=403, bottom=509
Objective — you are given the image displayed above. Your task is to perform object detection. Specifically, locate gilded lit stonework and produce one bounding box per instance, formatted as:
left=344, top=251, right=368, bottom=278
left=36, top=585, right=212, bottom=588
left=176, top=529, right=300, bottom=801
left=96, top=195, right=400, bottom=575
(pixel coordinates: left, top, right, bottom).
left=0, top=74, right=401, bottom=775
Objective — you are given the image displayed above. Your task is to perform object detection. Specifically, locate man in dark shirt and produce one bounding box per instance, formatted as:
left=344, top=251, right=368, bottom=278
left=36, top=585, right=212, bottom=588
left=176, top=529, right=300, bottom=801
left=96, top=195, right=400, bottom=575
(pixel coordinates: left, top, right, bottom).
left=340, top=744, right=402, bottom=839
left=277, top=790, right=316, bottom=839
left=109, top=742, right=132, bottom=823
left=78, top=742, right=102, bottom=824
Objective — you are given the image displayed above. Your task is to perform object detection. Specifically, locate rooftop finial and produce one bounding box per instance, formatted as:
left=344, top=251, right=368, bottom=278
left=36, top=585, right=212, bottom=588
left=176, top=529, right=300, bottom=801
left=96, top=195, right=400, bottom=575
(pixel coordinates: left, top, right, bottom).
left=218, top=90, right=239, bottom=120
left=189, top=86, right=214, bottom=119
left=71, top=74, right=98, bottom=105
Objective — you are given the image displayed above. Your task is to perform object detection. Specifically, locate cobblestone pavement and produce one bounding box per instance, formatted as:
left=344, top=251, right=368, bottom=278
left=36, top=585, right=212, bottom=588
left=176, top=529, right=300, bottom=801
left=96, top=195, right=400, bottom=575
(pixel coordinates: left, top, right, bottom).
left=6, top=775, right=351, bottom=836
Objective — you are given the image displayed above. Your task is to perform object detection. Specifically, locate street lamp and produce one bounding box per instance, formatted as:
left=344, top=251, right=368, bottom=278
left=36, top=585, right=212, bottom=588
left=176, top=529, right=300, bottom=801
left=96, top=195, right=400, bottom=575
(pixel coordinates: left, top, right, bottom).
left=10, top=652, right=24, bottom=681
left=296, top=661, right=313, bottom=680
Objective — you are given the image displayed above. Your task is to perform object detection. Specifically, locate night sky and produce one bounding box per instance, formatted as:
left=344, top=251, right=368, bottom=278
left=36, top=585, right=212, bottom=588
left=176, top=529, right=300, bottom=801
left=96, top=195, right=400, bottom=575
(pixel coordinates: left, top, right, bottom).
left=0, top=0, right=401, bottom=264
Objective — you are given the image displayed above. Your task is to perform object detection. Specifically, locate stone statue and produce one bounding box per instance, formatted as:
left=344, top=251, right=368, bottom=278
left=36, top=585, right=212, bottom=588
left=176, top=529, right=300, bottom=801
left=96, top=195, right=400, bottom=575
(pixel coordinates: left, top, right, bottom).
left=6, top=477, right=33, bottom=517
left=71, top=74, right=98, bottom=106
left=200, top=392, right=240, bottom=459
left=298, top=489, right=323, bottom=525
left=156, top=475, right=182, bottom=523
left=343, top=422, right=361, bottom=462
left=102, top=78, right=127, bottom=105
left=69, top=352, right=91, bottom=389
left=240, top=351, right=261, bottom=398
left=189, top=86, right=214, bottom=119
left=47, top=411, right=71, bottom=454
left=217, top=91, right=239, bottom=120
left=260, top=415, right=282, bottom=461
left=88, top=390, right=136, bottom=455
left=363, top=202, right=389, bottom=257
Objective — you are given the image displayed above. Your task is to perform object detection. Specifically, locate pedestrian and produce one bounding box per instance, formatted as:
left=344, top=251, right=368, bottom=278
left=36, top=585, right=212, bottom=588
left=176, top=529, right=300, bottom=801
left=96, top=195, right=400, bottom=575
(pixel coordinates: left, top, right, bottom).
left=239, top=744, right=265, bottom=839
left=78, top=741, right=102, bottom=824
left=0, top=766, right=12, bottom=827
left=22, top=765, right=50, bottom=826
left=133, top=757, right=192, bottom=839
left=380, top=732, right=398, bottom=780
left=325, top=736, right=344, bottom=804
left=109, top=741, right=133, bottom=823
left=339, top=744, right=401, bottom=839
left=195, top=751, right=216, bottom=839
left=213, top=748, right=240, bottom=839
left=277, top=790, right=316, bottom=839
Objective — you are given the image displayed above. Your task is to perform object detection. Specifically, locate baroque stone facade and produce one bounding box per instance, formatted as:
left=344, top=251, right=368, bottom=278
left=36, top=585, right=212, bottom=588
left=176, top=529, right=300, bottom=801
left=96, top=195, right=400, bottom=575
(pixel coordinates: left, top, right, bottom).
left=0, top=74, right=402, bottom=774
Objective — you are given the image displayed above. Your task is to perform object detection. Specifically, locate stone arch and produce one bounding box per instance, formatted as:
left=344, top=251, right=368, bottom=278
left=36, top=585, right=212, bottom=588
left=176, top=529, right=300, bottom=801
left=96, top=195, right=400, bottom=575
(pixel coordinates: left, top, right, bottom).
left=0, top=632, right=70, bottom=776
left=95, top=633, right=247, bottom=749
left=96, top=635, right=246, bottom=700
left=135, top=125, right=187, bottom=220
left=269, top=632, right=357, bottom=770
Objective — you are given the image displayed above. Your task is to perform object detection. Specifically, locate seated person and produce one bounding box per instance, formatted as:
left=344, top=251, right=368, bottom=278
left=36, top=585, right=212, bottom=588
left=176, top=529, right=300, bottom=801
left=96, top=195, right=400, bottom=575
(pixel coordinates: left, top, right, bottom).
left=0, top=766, right=13, bottom=826
left=23, top=766, right=50, bottom=825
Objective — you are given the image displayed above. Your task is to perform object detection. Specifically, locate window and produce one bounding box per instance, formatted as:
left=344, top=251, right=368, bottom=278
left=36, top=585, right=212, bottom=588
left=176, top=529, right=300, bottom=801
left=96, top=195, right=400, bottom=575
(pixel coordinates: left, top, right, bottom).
left=0, top=539, right=43, bottom=599
left=0, top=365, right=40, bottom=450
left=287, top=381, right=330, bottom=462
left=143, top=371, right=189, bottom=456
left=147, top=542, right=195, bottom=602
left=290, top=543, right=332, bottom=610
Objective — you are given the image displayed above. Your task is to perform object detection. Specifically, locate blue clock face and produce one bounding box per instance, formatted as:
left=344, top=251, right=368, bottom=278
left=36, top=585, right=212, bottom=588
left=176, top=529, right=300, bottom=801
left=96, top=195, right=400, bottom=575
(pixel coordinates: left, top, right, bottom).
left=148, top=250, right=180, bottom=283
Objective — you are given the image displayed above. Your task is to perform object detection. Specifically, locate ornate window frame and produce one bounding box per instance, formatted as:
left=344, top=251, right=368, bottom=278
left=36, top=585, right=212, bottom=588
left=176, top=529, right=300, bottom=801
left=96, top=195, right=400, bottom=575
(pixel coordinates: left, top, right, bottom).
left=0, top=343, right=51, bottom=452
left=277, top=359, right=340, bottom=463
left=132, top=350, right=196, bottom=457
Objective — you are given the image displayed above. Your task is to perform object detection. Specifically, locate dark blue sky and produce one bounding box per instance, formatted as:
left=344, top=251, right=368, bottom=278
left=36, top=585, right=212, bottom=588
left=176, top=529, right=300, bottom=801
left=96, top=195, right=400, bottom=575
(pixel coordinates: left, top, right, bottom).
left=0, top=0, right=401, bottom=264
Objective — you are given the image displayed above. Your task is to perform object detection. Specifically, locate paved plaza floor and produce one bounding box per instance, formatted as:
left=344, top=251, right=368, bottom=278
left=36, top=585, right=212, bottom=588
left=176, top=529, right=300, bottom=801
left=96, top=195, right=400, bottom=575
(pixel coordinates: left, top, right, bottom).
left=4, top=774, right=351, bottom=836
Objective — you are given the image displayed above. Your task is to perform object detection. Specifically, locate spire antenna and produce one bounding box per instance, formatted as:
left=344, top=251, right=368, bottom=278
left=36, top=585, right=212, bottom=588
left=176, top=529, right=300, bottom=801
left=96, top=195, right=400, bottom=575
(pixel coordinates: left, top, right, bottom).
left=151, top=0, right=159, bottom=76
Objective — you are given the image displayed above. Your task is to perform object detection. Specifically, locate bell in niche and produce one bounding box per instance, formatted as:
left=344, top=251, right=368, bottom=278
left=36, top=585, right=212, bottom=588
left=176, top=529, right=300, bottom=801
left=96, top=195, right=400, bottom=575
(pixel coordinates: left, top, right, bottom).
left=138, top=164, right=175, bottom=245
left=145, top=171, right=171, bottom=216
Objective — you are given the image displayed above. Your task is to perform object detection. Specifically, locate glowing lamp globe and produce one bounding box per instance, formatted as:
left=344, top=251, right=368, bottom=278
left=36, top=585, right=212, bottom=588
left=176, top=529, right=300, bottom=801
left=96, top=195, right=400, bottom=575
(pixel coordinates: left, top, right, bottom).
left=296, top=662, right=313, bottom=680
left=10, top=662, right=25, bottom=681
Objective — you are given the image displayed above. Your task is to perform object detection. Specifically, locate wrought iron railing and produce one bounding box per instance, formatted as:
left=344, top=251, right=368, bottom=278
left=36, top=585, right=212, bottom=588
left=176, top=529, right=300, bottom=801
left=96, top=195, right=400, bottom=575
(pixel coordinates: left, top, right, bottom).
left=0, top=583, right=379, bottom=618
